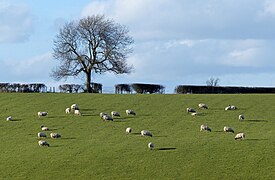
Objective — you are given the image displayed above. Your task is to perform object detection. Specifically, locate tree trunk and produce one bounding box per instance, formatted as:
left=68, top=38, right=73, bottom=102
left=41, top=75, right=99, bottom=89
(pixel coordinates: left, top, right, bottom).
left=86, top=71, right=92, bottom=93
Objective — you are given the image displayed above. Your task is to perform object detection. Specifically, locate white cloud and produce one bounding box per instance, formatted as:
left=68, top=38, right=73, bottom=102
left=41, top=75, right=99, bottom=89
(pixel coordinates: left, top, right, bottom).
left=0, top=1, right=34, bottom=43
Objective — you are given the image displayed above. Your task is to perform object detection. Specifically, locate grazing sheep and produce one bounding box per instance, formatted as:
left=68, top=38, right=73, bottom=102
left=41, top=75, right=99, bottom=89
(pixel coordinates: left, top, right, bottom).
left=65, top=108, right=71, bottom=114
left=223, top=126, right=234, bottom=133
left=38, top=140, right=49, bottom=147
left=141, top=130, right=153, bottom=137
left=235, top=133, right=245, bottom=140
left=71, top=104, right=79, bottom=110
left=38, top=111, right=48, bottom=117
left=198, top=103, right=208, bottom=109
left=111, top=111, right=120, bottom=118
left=187, top=107, right=196, bottom=113
left=6, top=116, right=12, bottom=121
left=100, top=112, right=108, bottom=119
left=148, top=142, right=154, bottom=150
left=200, top=124, right=212, bottom=132
left=74, top=109, right=81, bottom=116
left=126, top=127, right=132, bottom=134
left=38, top=132, right=47, bottom=138
left=126, top=109, right=136, bottom=116
left=41, top=125, right=49, bottom=131
left=239, top=114, right=244, bottom=121
left=50, top=132, right=61, bottom=139
left=102, top=114, right=113, bottom=121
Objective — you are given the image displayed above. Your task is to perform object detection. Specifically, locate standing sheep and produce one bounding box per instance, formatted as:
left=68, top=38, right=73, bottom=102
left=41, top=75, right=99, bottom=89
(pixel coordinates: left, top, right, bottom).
left=223, top=126, right=234, bottom=133
left=71, top=104, right=79, bottom=110
left=111, top=111, right=120, bottom=118
left=100, top=112, right=108, bottom=119
left=50, top=132, right=61, bottom=139
left=200, top=124, right=212, bottom=132
left=126, top=109, right=136, bottom=116
left=235, top=133, right=245, bottom=140
left=126, top=127, right=132, bottom=134
left=102, top=114, right=113, bottom=121
left=148, top=142, right=154, bottom=150
left=187, top=107, right=196, bottom=113
left=198, top=103, right=208, bottom=109
left=239, top=114, right=244, bottom=121
left=38, top=140, right=49, bottom=147
left=6, top=116, right=12, bottom=121
left=141, top=130, right=153, bottom=137
left=38, top=132, right=47, bottom=138
left=65, top=107, right=71, bottom=114
left=41, top=125, right=49, bottom=131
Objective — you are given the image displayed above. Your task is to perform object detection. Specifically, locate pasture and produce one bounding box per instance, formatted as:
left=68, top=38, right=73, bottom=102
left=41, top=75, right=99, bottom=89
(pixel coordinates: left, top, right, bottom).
left=0, top=93, right=274, bottom=179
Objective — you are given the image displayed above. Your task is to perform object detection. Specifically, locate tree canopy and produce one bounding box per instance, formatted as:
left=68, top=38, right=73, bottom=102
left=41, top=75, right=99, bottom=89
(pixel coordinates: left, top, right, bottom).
left=51, top=15, right=134, bottom=93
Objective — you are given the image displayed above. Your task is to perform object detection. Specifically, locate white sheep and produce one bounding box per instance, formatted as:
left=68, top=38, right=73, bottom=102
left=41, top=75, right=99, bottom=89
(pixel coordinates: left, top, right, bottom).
left=71, top=104, right=79, bottom=110
left=141, top=130, right=153, bottom=137
left=74, top=109, right=81, bottom=116
left=187, top=107, right=196, bottom=113
left=111, top=111, right=120, bottom=118
left=6, top=116, right=12, bottom=121
left=223, top=126, right=234, bottom=133
left=225, top=105, right=237, bottom=110
left=235, top=133, right=245, bottom=140
left=38, top=132, right=47, bottom=138
left=50, top=132, right=61, bottom=139
left=198, top=103, right=208, bottom=109
left=200, top=124, right=212, bottom=132
left=126, top=127, right=132, bottom=134
left=148, top=142, right=154, bottom=150
left=100, top=112, right=108, bottom=119
left=41, top=125, right=49, bottom=131
left=191, top=112, right=198, bottom=116
left=38, top=111, right=48, bottom=117
left=239, top=114, right=244, bottom=121
left=102, top=114, right=113, bottom=121
left=126, top=109, right=136, bottom=116
left=65, top=107, right=71, bottom=114
left=38, top=140, right=49, bottom=147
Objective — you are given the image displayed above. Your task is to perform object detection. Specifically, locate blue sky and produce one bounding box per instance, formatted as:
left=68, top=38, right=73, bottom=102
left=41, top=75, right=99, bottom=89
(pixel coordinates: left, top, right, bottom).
left=1, top=0, right=275, bottom=93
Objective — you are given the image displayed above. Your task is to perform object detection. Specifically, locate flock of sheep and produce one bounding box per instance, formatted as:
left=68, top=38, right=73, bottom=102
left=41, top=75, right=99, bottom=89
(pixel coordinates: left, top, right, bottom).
left=187, top=103, right=246, bottom=140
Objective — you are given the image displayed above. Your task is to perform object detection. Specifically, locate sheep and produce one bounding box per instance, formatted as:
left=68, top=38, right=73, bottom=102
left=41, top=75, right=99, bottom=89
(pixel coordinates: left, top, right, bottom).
left=100, top=112, right=108, bottom=119
left=102, top=114, right=113, bottom=121
left=38, top=111, right=48, bottom=117
left=41, top=125, right=49, bottom=131
left=50, top=132, right=61, bottom=139
left=200, top=124, right=212, bottom=132
left=198, top=103, right=208, bottom=109
left=74, top=109, right=81, bottom=116
left=223, top=126, right=234, bottom=133
left=71, top=104, right=79, bottom=110
left=126, top=127, right=132, bottom=134
left=235, top=133, right=245, bottom=140
left=148, top=142, right=154, bottom=150
left=239, top=114, right=244, bottom=121
left=187, top=107, right=196, bottom=113
left=111, top=111, right=120, bottom=118
left=141, top=130, right=153, bottom=137
left=126, top=109, right=136, bottom=116
left=6, top=116, right=12, bottom=121
left=65, top=107, right=71, bottom=114
left=38, top=132, right=47, bottom=138
left=191, top=112, right=198, bottom=116
left=225, top=105, right=237, bottom=110
left=38, top=140, right=49, bottom=147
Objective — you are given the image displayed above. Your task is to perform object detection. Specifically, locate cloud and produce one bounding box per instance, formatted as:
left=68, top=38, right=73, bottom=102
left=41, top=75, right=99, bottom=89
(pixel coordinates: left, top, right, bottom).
left=0, top=1, right=34, bottom=43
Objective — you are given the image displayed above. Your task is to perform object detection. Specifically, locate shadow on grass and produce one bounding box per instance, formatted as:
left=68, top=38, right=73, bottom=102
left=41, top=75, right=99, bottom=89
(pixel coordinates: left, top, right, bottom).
left=156, top=147, right=177, bottom=151
left=61, top=137, right=77, bottom=140
left=246, top=120, right=268, bottom=123
left=10, top=119, right=22, bottom=122
left=245, top=138, right=268, bottom=141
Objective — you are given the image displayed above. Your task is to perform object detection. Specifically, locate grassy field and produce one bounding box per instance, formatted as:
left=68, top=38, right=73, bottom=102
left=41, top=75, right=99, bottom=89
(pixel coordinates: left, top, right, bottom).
left=0, top=93, right=274, bottom=179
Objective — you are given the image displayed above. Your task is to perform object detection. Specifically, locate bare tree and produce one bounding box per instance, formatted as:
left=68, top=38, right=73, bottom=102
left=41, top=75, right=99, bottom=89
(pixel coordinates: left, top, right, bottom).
left=51, top=15, right=134, bottom=93
left=206, top=77, right=220, bottom=87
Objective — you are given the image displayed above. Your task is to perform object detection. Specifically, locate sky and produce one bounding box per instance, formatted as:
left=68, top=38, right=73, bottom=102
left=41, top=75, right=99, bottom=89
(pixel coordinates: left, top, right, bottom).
left=1, top=0, right=275, bottom=93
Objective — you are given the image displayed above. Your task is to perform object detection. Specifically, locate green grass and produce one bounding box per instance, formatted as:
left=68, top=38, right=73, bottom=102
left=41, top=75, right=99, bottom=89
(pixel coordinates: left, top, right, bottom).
left=0, top=93, right=274, bottom=179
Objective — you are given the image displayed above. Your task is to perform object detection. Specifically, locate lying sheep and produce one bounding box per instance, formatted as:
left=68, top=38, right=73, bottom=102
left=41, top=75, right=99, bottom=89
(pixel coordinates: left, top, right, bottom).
left=191, top=112, right=198, bottom=116
left=38, top=140, right=49, bottom=147
left=6, top=116, right=12, bottom=121
left=126, top=127, right=132, bottom=134
left=141, top=130, right=153, bottom=137
left=71, top=104, right=79, bottom=110
left=65, top=108, right=71, bottom=114
left=102, top=114, right=113, bottom=121
left=74, top=109, right=81, bottom=116
left=235, top=133, right=245, bottom=140
left=198, top=103, right=208, bottom=109
left=38, top=112, right=48, bottom=117
left=126, top=109, right=136, bottom=116
left=239, top=114, right=244, bottom=121
left=200, top=124, right=212, bottom=132
left=111, top=111, right=120, bottom=118
left=225, top=105, right=237, bottom=110
left=38, top=132, right=47, bottom=138
left=50, top=132, right=61, bottom=139
left=187, top=107, right=196, bottom=113
left=148, top=142, right=154, bottom=150
left=223, top=126, right=234, bottom=133
left=41, top=125, right=49, bottom=131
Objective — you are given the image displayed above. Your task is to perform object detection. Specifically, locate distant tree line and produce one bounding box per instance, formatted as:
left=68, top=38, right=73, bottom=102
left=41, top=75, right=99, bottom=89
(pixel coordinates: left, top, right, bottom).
left=59, top=83, right=102, bottom=93
left=0, top=83, right=47, bottom=93
left=175, top=85, right=275, bottom=94
left=115, top=83, right=165, bottom=94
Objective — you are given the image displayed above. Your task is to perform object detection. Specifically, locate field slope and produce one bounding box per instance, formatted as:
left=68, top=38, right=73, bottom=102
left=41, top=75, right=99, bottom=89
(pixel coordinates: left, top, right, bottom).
left=0, top=93, right=274, bottom=179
